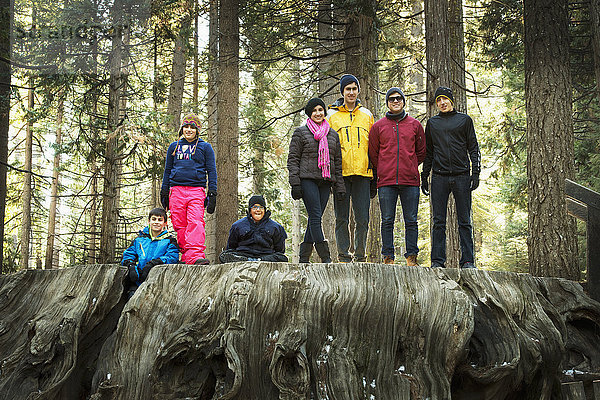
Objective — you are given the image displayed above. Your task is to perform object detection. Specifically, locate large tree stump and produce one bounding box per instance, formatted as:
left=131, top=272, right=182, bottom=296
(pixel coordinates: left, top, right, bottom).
left=1, top=263, right=599, bottom=399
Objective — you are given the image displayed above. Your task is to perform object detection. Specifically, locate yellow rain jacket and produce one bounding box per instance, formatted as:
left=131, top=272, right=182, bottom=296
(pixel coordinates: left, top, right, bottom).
left=327, top=99, right=374, bottom=178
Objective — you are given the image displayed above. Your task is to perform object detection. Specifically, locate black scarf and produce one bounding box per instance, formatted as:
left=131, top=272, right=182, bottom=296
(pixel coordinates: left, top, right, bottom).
left=386, top=110, right=407, bottom=120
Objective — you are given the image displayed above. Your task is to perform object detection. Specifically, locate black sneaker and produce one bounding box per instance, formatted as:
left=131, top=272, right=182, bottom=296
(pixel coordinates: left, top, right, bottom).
left=194, top=258, right=210, bottom=265
left=431, top=262, right=445, bottom=268
left=461, top=262, right=476, bottom=269
left=219, top=252, right=248, bottom=264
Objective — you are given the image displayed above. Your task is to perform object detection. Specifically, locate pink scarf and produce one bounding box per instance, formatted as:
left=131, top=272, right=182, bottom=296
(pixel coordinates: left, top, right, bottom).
left=306, top=118, right=331, bottom=178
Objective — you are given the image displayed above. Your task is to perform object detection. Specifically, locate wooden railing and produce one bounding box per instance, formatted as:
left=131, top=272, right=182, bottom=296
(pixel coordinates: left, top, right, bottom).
left=561, top=380, right=600, bottom=399
left=565, top=179, right=600, bottom=302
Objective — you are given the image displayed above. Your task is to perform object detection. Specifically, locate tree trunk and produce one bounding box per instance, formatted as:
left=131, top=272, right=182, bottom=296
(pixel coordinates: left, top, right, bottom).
left=407, top=0, right=424, bottom=117
left=525, top=0, right=578, bottom=279
left=87, top=166, right=99, bottom=264
left=591, top=0, right=600, bottom=104
left=215, top=0, right=239, bottom=256
left=0, top=264, right=599, bottom=399
left=192, top=0, right=199, bottom=111
left=167, top=15, right=192, bottom=134
left=45, top=92, right=64, bottom=269
left=342, top=1, right=381, bottom=262
left=100, top=0, right=127, bottom=264
left=20, top=77, right=34, bottom=270
left=425, top=0, right=461, bottom=268
left=317, top=0, right=342, bottom=260
left=0, top=0, right=12, bottom=273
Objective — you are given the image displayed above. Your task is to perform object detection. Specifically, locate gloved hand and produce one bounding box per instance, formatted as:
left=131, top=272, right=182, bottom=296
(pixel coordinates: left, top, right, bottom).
left=291, top=185, right=303, bottom=200
left=123, top=259, right=136, bottom=268
left=335, top=192, right=347, bottom=203
left=140, top=258, right=162, bottom=281
left=127, top=265, right=139, bottom=284
left=370, top=179, right=377, bottom=199
left=205, top=191, right=217, bottom=214
left=470, top=174, right=480, bottom=191
left=421, top=172, right=430, bottom=196
left=160, top=188, right=169, bottom=210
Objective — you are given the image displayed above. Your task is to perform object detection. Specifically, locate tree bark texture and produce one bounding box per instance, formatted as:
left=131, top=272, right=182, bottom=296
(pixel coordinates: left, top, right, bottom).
left=100, top=0, right=127, bottom=264
left=167, top=18, right=191, bottom=134
left=524, top=0, right=578, bottom=279
left=590, top=0, right=600, bottom=105
left=45, top=92, right=64, bottom=269
left=19, top=78, right=34, bottom=270
left=425, top=0, right=461, bottom=269
left=0, top=0, right=11, bottom=272
left=1, top=264, right=599, bottom=399
left=215, top=0, right=239, bottom=256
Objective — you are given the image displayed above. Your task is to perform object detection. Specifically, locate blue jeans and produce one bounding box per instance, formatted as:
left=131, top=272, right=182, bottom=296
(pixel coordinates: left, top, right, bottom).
left=378, top=185, right=420, bottom=259
left=334, top=175, right=371, bottom=261
left=301, top=179, right=331, bottom=243
left=430, top=174, right=474, bottom=266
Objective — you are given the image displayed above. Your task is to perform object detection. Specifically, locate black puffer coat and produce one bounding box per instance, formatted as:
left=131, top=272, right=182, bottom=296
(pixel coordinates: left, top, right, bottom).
left=287, top=125, right=345, bottom=195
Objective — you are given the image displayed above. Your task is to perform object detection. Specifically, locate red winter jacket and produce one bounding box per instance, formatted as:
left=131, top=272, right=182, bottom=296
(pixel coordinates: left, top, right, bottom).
left=368, top=114, right=426, bottom=187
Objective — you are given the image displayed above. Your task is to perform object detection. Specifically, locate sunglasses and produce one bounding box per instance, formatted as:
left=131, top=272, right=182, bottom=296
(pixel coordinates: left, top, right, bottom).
left=251, top=205, right=264, bottom=210
left=388, top=96, right=404, bottom=103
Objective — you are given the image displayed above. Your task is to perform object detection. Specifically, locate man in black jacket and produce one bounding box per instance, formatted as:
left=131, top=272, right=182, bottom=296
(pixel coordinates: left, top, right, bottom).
left=421, top=87, right=481, bottom=269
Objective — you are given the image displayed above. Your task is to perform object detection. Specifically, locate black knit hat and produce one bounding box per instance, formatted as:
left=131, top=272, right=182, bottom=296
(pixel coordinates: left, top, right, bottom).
left=305, top=98, right=327, bottom=117
left=434, top=86, right=454, bottom=104
left=248, top=195, right=267, bottom=212
left=386, top=87, right=405, bottom=104
left=339, top=74, right=360, bottom=94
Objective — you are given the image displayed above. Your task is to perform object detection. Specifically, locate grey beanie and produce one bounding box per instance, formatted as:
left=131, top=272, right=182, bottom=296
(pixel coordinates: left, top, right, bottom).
left=386, top=87, right=405, bottom=104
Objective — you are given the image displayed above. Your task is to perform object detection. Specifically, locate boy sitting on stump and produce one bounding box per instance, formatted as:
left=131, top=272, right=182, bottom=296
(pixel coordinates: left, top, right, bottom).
left=122, top=208, right=179, bottom=297
left=219, top=195, right=288, bottom=263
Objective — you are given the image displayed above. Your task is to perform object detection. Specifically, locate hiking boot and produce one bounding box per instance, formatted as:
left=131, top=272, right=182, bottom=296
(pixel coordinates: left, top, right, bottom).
left=299, top=242, right=313, bottom=263
left=315, top=241, right=332, bottom=263
left=461, top=262, right=476, bottom=269
left=383, top=256, right=394, bottom=265
left=194, top=258, right=210, bottom=265
left=219, top=252, right=247, bottom=264
left=431, top=262, right=445, bottom=268
left=405, top=255, right=419, bottom=267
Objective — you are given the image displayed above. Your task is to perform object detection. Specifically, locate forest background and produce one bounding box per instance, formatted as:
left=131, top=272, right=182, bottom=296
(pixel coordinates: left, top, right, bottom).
left=0, top=0, right=598, bottom=279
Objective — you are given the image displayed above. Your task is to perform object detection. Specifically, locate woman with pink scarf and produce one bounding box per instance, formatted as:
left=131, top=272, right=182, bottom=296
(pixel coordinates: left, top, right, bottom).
left=287, top=98, right=345, bottom=263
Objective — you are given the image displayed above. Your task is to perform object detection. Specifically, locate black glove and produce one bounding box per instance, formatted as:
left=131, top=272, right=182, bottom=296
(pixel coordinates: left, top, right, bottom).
left=140, top=258, right=162, bottom=281
left=127, top=265, right=140, bottom=283
left=370, top=179, right=377, bottom=199
left=470, top=174, right=480, bottom=191
left=335, top=192, right=347, bottom=203
left=205, top=191, right=217, bottom=214
left=123, top=259, right=136, bottom=268
left=160, top=189, right=169, bottom=210
left=421, top=172, right=430, bottom=196
left=291, top=185, right=303, bottom=200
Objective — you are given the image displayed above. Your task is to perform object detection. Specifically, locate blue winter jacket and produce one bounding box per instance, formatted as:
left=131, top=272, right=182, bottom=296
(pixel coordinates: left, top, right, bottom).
left=121, top=226, right=179, bottom=285
left=161, top=137, right=218, bottom=193
left=226, top=211, right=287, bottom=257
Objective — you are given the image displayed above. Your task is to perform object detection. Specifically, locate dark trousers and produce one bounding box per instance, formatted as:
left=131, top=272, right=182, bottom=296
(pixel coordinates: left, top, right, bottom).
left=378, top=185, right=420, bottom=259
left=334, top=175, right=371, bottom=261
left=430, top=174, right=474, bottom=266
left=301, top=179, right=331, bottom=243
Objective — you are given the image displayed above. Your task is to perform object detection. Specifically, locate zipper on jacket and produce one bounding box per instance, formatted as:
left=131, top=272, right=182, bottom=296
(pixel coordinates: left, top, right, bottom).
left=346, top=127, right=350, bottom=143
left=395, top=121, right=400, bottom=185
left=139, top=242, right=146, bottom=258
left=357, top=127, right=360, bottom=148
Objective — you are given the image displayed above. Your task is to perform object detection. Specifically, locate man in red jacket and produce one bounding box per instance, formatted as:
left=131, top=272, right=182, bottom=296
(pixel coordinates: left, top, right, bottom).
left=368, top=87, right=426, bottom=266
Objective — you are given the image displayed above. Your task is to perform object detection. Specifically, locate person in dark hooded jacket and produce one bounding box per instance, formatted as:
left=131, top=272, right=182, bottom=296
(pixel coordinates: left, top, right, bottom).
left=219, top=195, right=288, bottom=263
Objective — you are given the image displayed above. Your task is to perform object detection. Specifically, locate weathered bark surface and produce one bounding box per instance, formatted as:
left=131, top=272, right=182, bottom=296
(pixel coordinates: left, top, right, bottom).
left=0, top=265, right=125, bottom=399
left=1, top=264, right=599, bottom=400
left=525, top=0, right=578, bottom=279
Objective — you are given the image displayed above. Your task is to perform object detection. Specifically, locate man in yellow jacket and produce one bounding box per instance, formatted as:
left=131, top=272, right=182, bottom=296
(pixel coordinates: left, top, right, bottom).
left=327, top=74, right=375, bottom=262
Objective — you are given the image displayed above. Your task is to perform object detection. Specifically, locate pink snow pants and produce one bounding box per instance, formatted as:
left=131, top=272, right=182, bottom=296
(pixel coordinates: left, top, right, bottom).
left=169, top=186, right=207, bottom=264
